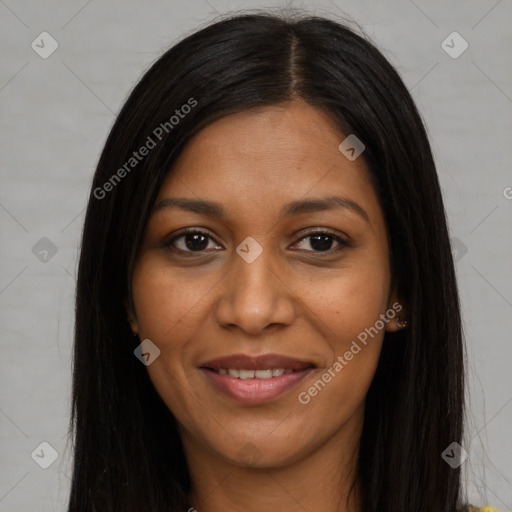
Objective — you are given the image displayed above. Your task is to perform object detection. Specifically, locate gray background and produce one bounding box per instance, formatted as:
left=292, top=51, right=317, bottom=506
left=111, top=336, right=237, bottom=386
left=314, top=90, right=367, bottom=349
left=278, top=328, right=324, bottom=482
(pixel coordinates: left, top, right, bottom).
left=1, top=0, right=511, bottom=510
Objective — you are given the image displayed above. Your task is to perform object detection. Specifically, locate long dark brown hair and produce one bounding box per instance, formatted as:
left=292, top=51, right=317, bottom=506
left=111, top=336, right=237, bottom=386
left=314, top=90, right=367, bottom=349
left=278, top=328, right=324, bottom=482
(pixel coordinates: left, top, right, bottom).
left=68, top=11, right=467, bottom=511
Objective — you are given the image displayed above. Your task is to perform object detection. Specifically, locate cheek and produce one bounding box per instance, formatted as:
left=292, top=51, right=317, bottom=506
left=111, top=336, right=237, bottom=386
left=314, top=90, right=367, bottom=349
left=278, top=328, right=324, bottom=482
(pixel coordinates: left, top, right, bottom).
left=303, top=258, right=391, bottom=347
left=131, top=255, right=212, bottom=343
left=130, top=257, right=209, bottom=419
left=294, top=258, right=390, bottom=406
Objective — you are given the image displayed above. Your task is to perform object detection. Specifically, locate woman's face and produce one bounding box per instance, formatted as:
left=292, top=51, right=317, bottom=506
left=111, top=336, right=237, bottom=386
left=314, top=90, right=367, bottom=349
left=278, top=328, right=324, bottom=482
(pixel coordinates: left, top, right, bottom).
left=129, top=99, right=402, bottom=468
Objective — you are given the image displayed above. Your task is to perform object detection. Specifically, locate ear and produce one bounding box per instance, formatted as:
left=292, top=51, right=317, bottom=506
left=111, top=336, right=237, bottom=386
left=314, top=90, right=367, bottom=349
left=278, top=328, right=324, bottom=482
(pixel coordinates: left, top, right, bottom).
left=125, top=298, right=139, bottom=335
left=385, top=288, right=408, bottom=333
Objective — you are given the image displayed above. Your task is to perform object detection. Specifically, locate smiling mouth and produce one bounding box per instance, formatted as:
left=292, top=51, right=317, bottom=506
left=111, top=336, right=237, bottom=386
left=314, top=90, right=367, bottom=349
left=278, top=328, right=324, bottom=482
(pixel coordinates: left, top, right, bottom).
left=211, top=368, right=307, bottom=379
left=199, top=353, right=315, bottom=403
left=200, top=354, right=314, bottom=378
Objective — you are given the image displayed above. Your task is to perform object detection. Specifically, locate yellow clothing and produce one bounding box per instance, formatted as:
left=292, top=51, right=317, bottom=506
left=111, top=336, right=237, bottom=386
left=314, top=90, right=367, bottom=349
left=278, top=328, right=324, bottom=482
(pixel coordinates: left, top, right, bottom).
left=469, top=507, right=501, bottom=512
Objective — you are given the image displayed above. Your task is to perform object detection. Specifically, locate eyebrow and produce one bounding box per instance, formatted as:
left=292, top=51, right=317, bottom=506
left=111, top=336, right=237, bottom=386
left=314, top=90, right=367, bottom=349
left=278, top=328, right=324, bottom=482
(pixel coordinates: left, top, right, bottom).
left=152, top=195, right=370, bottom=223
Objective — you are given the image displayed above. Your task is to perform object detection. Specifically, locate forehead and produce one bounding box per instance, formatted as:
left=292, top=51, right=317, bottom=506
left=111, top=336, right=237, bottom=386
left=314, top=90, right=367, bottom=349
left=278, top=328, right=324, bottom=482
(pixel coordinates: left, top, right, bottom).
left=174, top=99, right=350, bottom=173
left=156, top=100, right=381, bottom=228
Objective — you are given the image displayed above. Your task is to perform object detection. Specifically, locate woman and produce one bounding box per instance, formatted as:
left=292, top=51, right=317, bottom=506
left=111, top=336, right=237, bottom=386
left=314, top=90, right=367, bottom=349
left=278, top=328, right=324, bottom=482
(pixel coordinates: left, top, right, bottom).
left=67, top=11, right=498, bottom=512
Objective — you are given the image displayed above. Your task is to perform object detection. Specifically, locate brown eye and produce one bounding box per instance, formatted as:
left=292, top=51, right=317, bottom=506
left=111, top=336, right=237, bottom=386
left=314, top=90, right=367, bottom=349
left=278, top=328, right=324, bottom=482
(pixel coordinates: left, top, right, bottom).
left=167, top=229, right=223, bottom=253
left=291, top=230, right=349, bottom=253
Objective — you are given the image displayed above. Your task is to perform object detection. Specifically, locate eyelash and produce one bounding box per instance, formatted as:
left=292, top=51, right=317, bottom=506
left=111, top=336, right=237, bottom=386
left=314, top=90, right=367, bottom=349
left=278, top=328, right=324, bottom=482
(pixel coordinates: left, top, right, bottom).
left=163, top=227, right=352, bottom=256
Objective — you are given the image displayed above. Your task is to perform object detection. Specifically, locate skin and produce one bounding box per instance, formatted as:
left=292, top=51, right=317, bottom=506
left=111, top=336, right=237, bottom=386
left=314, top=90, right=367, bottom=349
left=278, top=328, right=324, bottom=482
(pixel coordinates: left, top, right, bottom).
left=128, top=98, right=406, bottom=512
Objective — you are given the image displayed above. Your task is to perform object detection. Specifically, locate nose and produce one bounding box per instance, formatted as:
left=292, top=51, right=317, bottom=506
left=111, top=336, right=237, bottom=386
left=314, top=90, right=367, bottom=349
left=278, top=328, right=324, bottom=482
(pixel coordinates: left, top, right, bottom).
left=214, top=244, right=296, bottom=336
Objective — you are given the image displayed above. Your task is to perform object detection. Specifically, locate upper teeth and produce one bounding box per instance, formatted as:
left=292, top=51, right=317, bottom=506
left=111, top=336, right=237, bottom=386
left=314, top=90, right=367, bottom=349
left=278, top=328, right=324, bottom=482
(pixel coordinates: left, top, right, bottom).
left=218, top=368, right=293, bottom=379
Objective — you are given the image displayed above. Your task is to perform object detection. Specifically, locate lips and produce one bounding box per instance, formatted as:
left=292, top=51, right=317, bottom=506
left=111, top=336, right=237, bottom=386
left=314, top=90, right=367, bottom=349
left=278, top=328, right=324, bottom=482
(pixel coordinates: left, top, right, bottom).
left=199, top=353, right=315, bottom=404
left=200, top=353, right=314, bottom=372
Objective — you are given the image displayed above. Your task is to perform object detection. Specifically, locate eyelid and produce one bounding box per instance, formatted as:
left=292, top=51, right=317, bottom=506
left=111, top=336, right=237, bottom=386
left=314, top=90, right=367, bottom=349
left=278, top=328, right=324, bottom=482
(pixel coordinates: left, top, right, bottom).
left=291, top=228, right=353, bottom=252
left=163, top=226, right=352, bottom=254
left=164, top=227, right=222, bottom=252
left=294, top=227, right=351, bottom=244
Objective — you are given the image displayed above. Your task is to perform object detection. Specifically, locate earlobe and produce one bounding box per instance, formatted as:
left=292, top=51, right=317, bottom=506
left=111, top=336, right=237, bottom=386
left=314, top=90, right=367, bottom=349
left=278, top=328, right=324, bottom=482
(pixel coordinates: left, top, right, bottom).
left=128, top=317, right=139, bottom=334
left=395, top=316, right=408, bottom=329
left=385, top=291, right=408, bottom=332
left=125, top=299, right=139, bottom=335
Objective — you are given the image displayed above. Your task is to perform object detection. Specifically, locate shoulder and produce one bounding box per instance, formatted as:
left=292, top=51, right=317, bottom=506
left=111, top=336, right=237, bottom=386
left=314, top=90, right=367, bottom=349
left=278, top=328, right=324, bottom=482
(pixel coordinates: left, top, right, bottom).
left=469, top=506, right=501, bottom=512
